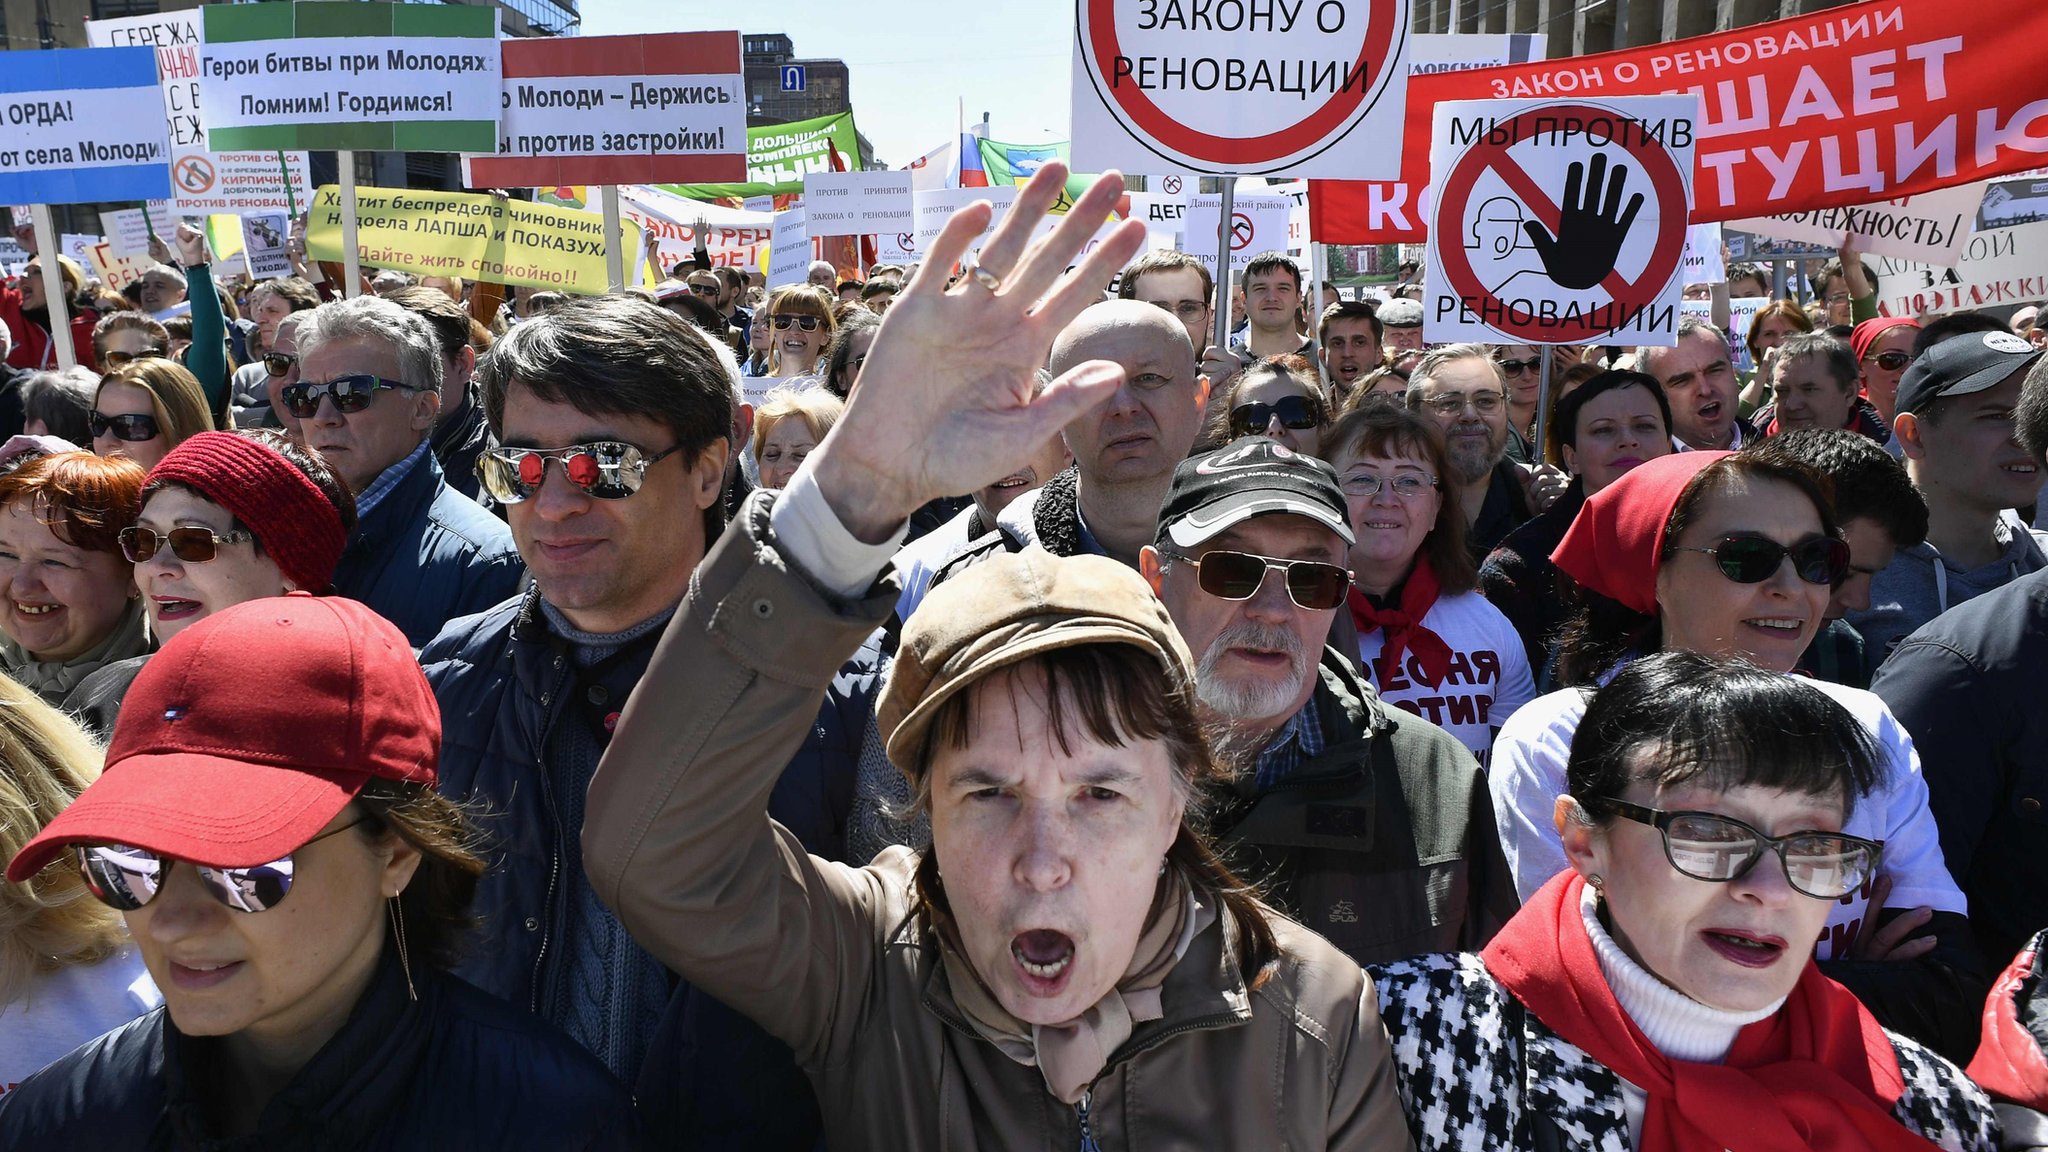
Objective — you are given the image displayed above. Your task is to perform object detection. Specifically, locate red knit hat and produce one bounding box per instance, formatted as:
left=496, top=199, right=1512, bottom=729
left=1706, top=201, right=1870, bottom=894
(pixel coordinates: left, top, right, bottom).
left=1550, top=451, right=1730, bottom=616
left=1850, top=316, right=1921, bottom=367
left=142, top=432, right=347, bottom=594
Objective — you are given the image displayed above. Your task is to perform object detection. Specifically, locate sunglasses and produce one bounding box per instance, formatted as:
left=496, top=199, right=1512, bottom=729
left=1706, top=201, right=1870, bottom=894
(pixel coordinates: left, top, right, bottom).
left=1494, top=356, right=1541, bottom=377
left=89, top=411, right=160, bottom=442
left=1591, top=798, right=1882, bottom=901
left=279, top=375, right=416, bottom=419
left=263, top=351, right=299, bottom=378
left=688, top=282, right=720, bottom=296
left=1158, top=548, right=1351, bottom=611
left=477, top=441, right=681, bottom=503
left=1230, top=395, right=1324, bottom=435
left=76, top=816, right=370, bottom=914
left=1865, top=349, right=1914, bottom=371
left=1422, top=391, right=1504, bottom=416
left=1674, top=533, right=1849, bottom=586
left=770, top=314, right=823, bottom=332
left=103, top=349, right=167, bottom=370
left=119, top=524, right=254, bottom=565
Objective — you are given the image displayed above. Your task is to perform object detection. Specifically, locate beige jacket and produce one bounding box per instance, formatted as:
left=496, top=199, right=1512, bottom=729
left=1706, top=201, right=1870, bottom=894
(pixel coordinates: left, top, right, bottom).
left=585, top=495, right=1418, bottom=1151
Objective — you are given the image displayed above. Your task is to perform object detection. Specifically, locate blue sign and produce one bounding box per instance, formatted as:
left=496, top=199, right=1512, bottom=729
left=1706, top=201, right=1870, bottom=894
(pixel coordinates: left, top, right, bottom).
left=780, top=65, right=806, bottom=93
left=0, top=46, right=170, bottom=205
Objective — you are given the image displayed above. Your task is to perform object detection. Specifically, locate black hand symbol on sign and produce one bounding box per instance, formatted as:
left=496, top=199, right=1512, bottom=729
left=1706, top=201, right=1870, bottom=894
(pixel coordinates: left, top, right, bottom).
left=1522, top=153, right=1644, bottom=291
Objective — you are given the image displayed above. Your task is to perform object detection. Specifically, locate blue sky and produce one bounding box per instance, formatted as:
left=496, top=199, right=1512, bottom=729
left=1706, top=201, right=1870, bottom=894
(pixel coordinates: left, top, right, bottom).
left=580, top=1, right=1074, bottom=168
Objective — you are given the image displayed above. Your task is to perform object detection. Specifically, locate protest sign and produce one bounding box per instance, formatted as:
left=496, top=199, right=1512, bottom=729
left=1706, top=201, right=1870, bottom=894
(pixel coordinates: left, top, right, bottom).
left=304, top=184, right=642, bottom=295
left=1126, top=191, right=1190, bottom=248
left=200, top=2, right=501, bottom=152
left=243, top=211, right=292, bottom=278
left=100, top=203, right=170, bottom=257
left=166, top=152, right=312, bottom=215
left=876, top=230, right=917, bottom=265
left=1872, top=220, right=2048, bottom=317
left=803, top=172, right=913, bottom=236
left=911, top=186, right=1018, bottom=261
left=1727, top=183, right=1984, bottom=266
left=1723, top=230, right=1834, bottom=260
left=1682, top=223, right=1724, bottom=285
left=0, top=47, right=171, bottom=205
left=61, top=234, right=100, bottom=266
left=87, top=241, right=154, bottom=292
left=0, top=236, right=27, bottom=277
left=767, top=207, right=810, bottom=288
left=618, top=184, right=774, bottom=273
left=469, top=33, right=747, bottom=188
left=662, top=112, right=862, bottom=200
left=1184, top=191, right=1292, bottom=278
left=1315, top=0, right=2048, bottom=243
left=1408, top=33, right=1546, bottom=74
left=1269, top=179, right=1311, bottom=255
left=1424, top=96, right=1695, bottom=346
left=1978, top=174, right=2048, bottom=231
left=1069, top=0, right=1412, bottom=178
left=1682, top=294, right=1769, bottom=372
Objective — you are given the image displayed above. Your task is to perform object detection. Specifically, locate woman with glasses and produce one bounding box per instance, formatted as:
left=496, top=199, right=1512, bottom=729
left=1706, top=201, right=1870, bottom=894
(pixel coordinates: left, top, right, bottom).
left=0, top=453, right=150, bottom=713
left=822, top=310, right=880, bottom=399
left=90, top=311, right=169, bottom=372
left=90, top=359, right=214, bottom=473
left=762, top=285, right=836, bottom=381
left=68, top=430, right=355, bottom=738
left=1324, top=399, right=1536, bottom=764
left=0, top=595, right=636, bottom=1147
left=1490, top=450, right=1983, bottom=1059
left=1205, top=355, right=1329, bottom=456
left=1371, top=651, right=1998, bottom=1152
left=1855, top=316, right=1925, bottom=428
left=1493, top=343, right=1545, bottom=462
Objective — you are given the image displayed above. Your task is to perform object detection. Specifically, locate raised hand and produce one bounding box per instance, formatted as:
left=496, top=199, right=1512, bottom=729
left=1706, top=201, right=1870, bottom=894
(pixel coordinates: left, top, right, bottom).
left=806, top=162, right=1146, bottom=542
left=173, top=221, right=212, bottom=268
left=1522, top=153, right=1643, bottom=292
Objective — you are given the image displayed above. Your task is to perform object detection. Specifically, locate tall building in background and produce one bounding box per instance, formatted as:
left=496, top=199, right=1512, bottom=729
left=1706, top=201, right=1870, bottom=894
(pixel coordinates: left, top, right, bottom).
left=1411, top=0, right=1860, bottom=56
left=741, top=32, right=877, bottom=169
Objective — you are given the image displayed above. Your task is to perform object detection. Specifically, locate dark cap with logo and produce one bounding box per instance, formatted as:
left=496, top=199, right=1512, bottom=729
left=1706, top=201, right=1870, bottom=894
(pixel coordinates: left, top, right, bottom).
left=1895, top=330, right=2043, bottom=415
left=1156, top=436, right=1354, bottom=549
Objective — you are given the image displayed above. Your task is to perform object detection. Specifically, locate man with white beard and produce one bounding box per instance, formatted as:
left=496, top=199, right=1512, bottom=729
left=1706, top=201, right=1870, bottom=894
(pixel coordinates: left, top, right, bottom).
left=1139, top=437, right=1518, bottom=966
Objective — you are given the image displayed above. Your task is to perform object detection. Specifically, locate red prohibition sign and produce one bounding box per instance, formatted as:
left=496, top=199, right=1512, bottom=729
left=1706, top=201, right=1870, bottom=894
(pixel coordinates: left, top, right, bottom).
left=1435, top=101, right=1688, bottom=344
left=173, top=155, right=215, bottom=194
left=1161, top=175, right=1183, bottom=195
left=1229, top=212, right=1255, bottom=250
left=897, top=232, right=915, bottom=249
left=1079, top=0, right=1405, bottom=171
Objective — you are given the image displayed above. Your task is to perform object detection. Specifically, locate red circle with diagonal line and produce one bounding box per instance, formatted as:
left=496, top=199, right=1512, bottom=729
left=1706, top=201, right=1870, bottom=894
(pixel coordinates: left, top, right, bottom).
left=1079, top=0, right=1404, bottom=172
left=1435, top=101, right=1688, bottom=344
left=173, top=155, right=215, bottom=195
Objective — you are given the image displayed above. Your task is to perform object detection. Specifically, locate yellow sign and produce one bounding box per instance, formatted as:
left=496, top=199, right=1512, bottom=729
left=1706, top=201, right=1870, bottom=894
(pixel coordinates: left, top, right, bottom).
left=306, top=185, right=644, bottom=295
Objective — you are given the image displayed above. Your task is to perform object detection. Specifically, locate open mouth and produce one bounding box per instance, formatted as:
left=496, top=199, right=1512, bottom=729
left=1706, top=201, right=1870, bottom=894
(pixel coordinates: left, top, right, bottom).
left=151, top=597, right=203, bottom=620
left=169, top=958, right=246, bottom=989
left=989, top=474, right=1033, bottom=491
left=13, top=601, right=58, bottom=617
left=1700, top=929, right=1786, bottom=969
left=2002, top=462, right=2039, bottom=477
left=1744, top=617, right=1804, bottom=633
left=1011, top=929, right=1076, bottom=992
left=1698, top=401, right=1722, bottom=422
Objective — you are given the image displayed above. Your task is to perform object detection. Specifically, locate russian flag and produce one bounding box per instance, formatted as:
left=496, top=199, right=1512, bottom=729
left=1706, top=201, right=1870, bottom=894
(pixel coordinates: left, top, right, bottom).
left=959, top=133, right=989, bottom=188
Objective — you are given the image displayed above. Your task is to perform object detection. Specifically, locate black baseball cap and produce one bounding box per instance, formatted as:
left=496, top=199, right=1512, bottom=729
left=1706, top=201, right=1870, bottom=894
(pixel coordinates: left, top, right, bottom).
left=1156, top=436, right=1354, bottom=549
left=1895, top=330, right=2042, bottom=415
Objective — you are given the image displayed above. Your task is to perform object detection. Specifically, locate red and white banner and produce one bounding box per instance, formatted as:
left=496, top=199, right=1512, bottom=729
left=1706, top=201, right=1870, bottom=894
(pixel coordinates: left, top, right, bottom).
left=1312, top=0, right=2048, bottom=243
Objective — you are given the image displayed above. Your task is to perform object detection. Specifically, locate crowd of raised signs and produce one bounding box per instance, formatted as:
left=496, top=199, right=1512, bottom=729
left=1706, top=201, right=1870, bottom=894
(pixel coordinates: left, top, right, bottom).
left=0, top=163, right=2043, bottom=1151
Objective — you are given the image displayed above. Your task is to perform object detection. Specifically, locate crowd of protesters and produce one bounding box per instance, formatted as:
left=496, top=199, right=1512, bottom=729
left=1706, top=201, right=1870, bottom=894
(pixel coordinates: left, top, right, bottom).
left=0, top=161, right=2042, bottom=1151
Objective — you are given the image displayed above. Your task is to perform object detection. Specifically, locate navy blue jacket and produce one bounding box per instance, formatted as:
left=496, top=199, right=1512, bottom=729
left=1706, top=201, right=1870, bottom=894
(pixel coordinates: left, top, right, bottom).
left=333, top=448, right=524, bottom=645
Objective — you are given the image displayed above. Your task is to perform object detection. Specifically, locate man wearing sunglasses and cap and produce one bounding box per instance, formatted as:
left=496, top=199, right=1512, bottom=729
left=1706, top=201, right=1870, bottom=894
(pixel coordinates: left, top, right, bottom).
left=1139, top=437, right=1517, bottom=965
left=293, top=296, right=522, bottom=644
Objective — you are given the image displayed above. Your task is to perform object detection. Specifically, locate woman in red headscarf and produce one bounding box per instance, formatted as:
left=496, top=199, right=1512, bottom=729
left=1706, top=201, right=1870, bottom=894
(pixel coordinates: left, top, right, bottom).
left=1854, top=316, right=1925, bottom=429
left=1484, top=450, right=1987, bottom=1062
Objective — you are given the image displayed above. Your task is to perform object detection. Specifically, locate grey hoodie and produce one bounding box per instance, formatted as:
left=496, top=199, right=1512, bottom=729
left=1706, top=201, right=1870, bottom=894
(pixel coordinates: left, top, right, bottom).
left=1850, top=513, right=2048, bottom=672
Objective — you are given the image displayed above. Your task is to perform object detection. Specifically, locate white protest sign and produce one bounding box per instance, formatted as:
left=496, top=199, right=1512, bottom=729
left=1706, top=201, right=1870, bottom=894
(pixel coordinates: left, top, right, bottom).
left=1682, top=222, right=1723, bottom=285
left=1726, top=183, right=1986, bottom=268
left=912, top=186, right=1018, bottom=261
left=1407, top=32, right=1546, bottom=74
left=100, top=202, right=172, bottom=257
left=166, top=152, right=312, bottom=215
left=875, top=231, right=918, bottom=265
left=61, top=234, right=100, bottom=266
left=0, top=235, right=27, bottom=277
left=616, top=184, right=774, bottom=274
left=1268, top=179, right=1310, bottom=255
left=1424, top=96, right=1696, bottom=347
left=1682, top=295, right=1768, bottom=373
left=1069, top=0, right=1411, bottom=179
left=87, top=241, right=153, bottom=292
left=802, top=171, right=914, bottom=236
left=1872, top=221, right=2048, bottom=318
left=767, top=206, right=810, bottom=288
left=1184, top=191, right=1291, bottom=278
left=243, top=211, right=291, bottom=279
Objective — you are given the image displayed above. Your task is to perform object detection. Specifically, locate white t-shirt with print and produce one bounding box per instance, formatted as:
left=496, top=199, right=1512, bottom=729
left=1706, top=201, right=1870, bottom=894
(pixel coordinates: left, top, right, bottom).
left=1355, top=589, right=1538, bottom=766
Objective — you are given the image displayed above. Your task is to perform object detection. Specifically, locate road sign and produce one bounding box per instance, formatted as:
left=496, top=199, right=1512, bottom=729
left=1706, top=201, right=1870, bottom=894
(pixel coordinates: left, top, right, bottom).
left=1070, top=0, right=1411, bottom=179
left=1424, top=96, right=1694, bottom=347
left=780, top=65, right=805, bottom=92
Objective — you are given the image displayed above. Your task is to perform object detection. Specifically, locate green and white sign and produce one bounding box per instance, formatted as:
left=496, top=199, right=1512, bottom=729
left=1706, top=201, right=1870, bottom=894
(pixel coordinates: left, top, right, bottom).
left=200, top=2, right=500, bottom=153
left=659, top=111, right=860, bottom=200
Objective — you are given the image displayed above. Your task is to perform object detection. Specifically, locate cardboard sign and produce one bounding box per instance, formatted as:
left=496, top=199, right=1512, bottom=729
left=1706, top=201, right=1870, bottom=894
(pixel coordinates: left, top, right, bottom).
left=1070, top=0, right=1411, bottom=178
left=1727, top=183, right=1986, bottom=267
left=1184, top=191, right=1291, bottom=278
left=1682, top=294, right=1769, bottom=372
left=766, top=206, right=810, bottom=288
left=1872, top=220, right=2048, bottom=317
left=469, top=33, right=747, bottom=188
left=304, top=184, right=641, bottom=295
left=1424, top=96, right=1695, bottom=346
left=200, top=2, right=501, bottom=153
left=87, top=241, right=154, bottom=291
left=0, top=47, right=172, bottom=205
left=1682, top=222, right=1724, bottom=285
left=803, top=171, right=913, bottom=236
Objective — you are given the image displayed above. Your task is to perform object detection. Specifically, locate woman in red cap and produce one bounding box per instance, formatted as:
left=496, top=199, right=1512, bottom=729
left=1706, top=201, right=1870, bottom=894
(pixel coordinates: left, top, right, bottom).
left=1854, top=316, right=1925, bottom=430
left=0, top=595, right=636, bottom=1147
left=1487, top=450, right=1983, bottom=1060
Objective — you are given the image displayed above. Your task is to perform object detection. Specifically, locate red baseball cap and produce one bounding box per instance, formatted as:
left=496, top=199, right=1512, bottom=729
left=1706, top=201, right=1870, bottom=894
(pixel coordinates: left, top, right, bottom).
left=7, top=593, right=439, bottom=881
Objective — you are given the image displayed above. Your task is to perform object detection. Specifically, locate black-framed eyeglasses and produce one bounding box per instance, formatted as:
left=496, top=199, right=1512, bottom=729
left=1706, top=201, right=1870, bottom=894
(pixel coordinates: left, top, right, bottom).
left=263, top=351, right=299, bottom=378
left=476, top=441, right=681, bottom=503
left=1495, top=356, right=1541, bottom=378
left=103, top=349, right=167, bottom=370
left=89, top=411, right=160, bottom=442
left=119, top=525, right=254, bottom=565
left=76, top=816, right=371, bottom=914
left=1229, top=394, right=1325, bottom=435
left=1339, top=471, right=1438, bottom=499
left=279, top=375, right=417, bottom=419
left=770, top=314, right=822, bottom=332
left=1157, top=548, right=1351, bottom=611
left=1588, top=797, right=1882, bottom=901
left=1865, top=349, right=1914, bottom=372
left=1673, top=533, right=1849, bottom=586
left=1422, top=390, right=1504, bottom=416
left=1148, top=300, right=1208, bottom=321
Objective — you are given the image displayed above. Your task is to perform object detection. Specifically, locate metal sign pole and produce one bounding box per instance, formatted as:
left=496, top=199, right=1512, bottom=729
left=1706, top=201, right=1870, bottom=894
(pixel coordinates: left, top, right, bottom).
left=601, top=185, right=625, bottom=293
left=339, top=150, right=362, bottom=298
left=1211, top=175, right=1236, bottom=354
left=1535, top=343, right=1555, bottom=464
left=29, top=205, right=75, bottom=371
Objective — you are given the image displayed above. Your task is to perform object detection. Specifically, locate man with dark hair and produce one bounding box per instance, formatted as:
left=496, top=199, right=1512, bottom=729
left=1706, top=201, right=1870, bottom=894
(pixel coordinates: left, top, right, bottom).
left=387, top=285, right=493, bottom=503
left=712, top=265, right=751, bottom=344
left=1318, top=300, right=1382, bottom=399
left=1851, top=331, right=2048, bottom=666
left=1755, top=331, right=1888, bottom=441
left=1913, top=310, right=2011, bottom=356
left=1638, top=313, right=1752, bottom=450
left=1233, top=251, right=1311, bottom=359
left=1117, top=248, right=1214, bottom=357
left=1744, top=429, right=1929, bottom=687
left=1727, top=262, right=1769, bottom=299
left=1870, top=353, right=2048, bottom=970
left=422, top=296, right=858, bottom=1142
left=1815, top=249, right=1879, bottom=327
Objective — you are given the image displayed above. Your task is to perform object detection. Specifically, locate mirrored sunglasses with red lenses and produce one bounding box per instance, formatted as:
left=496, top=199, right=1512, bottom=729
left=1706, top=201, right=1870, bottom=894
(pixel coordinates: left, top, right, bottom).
left=89, top=411, right=160, bottom=442
left=119, top=524, right=254, bottom=565
left=476, top=441, right=681, bottom=503
left=263, top=352, right=299, bottom=378
left=279, top=375, right=416, bottom=419
left=75, top=817, right=369, bottom=914
left=769, top=314, right=823, bottom=332
left=1230, top=395, right=1324, bottom=435
left=1159, top=548, right=1351, bottom=610
left=1865, top=349, right=1915, bottom=372
left=1674, top=533, right=1850, bottom=585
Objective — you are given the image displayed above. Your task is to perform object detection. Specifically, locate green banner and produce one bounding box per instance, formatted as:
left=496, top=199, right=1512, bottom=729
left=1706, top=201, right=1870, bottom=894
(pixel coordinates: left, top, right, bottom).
left=977, top=138, right=1098, bottom=214
left=658, top=111, right=859, bottom=200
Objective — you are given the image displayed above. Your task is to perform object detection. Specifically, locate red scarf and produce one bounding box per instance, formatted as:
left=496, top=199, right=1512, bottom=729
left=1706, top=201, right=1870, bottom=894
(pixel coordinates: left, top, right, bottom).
left=1347, top=554, right=1452, bottom=688
left=1482, top=873, right=1935, bottom=1152
left=1967, top=934, right=2048, bottom=1109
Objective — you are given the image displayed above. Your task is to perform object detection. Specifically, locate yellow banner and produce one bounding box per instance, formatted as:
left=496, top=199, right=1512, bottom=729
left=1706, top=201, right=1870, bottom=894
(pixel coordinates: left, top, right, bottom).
left=305, top=184, right=644, bottom=295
